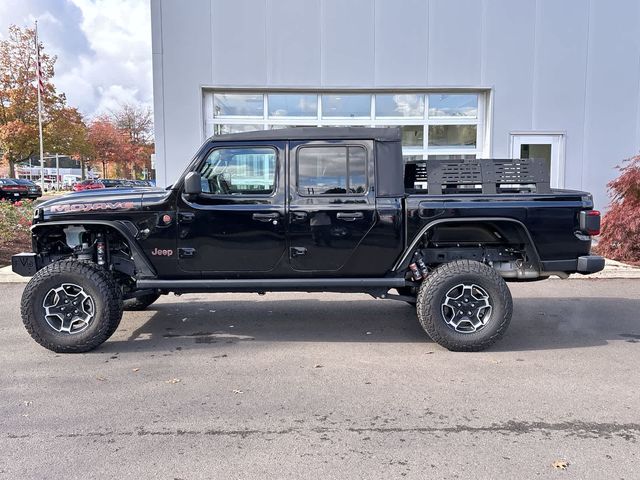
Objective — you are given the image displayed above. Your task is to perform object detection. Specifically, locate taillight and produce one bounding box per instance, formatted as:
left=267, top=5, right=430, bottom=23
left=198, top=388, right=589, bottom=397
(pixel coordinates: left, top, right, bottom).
left=579, top=210, right=600, bottom=236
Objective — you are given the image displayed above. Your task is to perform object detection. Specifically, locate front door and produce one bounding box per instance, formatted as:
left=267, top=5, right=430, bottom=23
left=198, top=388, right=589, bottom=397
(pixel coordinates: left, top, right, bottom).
left=177, top=143, right=287, bottom=274
left=288, top=141, right=377, bottom=272
left=510, top=133, right=565, bottom=188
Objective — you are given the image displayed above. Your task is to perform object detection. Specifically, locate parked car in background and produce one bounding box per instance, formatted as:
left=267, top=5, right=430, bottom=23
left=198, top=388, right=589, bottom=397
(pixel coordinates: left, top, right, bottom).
left=130, top=180, right=152, bottom=187
left=12, top=179, right=43, bottom=199
left=0, top=178, right=28, bottom=201
left=100, top=179, right=133, bottom=188
left=63, top=175, right=82, bottom=190
left=41, top=180, right=59, bottom=192
left=73, top=179, right=105, bottom=192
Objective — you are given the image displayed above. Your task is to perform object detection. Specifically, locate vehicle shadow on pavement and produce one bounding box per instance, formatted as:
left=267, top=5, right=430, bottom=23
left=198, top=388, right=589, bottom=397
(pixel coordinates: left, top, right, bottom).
left=104, top=297, right=425, bottom=353
left=98, top=295, right=640, bottom=353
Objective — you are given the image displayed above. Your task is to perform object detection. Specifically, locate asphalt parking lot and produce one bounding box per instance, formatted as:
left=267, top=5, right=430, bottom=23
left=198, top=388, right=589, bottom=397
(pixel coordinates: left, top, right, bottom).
left=1, top=279, right=639, bottom=479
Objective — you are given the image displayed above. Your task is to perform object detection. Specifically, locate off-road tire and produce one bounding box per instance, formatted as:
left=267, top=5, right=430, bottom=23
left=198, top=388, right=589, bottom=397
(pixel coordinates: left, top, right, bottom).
left=21, top=260, right=123, bottom=353
left=416, top=260, right=512, bottom=352
left=123, top=293, right=161, bottom=311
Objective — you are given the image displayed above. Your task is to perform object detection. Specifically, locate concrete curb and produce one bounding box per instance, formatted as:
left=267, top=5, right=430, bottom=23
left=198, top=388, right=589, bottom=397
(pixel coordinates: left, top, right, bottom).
left=0, top=265, right=30, bottom=283
left=1, top=258, right=639, bottom=284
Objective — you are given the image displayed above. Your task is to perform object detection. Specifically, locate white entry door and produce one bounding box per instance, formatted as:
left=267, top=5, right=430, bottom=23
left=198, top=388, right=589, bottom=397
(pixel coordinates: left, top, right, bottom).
left=510, top=133, right=565, bottom=188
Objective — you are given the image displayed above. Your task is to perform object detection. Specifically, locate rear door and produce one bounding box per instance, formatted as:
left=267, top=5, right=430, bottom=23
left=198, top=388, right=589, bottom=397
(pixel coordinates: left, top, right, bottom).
left=288, top=140, right=377, bottom=272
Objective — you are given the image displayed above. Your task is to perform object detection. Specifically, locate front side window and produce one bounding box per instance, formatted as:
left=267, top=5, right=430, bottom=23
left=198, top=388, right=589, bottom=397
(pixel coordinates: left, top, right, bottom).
left=297, top=146, right=367, bottom=195
left=199, top=147, right=276, bottom=195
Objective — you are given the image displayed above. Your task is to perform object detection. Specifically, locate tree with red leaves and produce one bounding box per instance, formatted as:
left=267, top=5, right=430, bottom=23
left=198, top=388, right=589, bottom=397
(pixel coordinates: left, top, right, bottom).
left=110, top=103, right=154, bottom=179
left=598, top=155, right=640, bottom=263
left=87, top=117, right=131, bottom=178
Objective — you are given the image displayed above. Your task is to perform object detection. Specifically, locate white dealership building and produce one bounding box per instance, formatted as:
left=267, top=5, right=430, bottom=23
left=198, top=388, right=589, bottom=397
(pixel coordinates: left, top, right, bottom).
left=151, top=0, right=640, bottom=209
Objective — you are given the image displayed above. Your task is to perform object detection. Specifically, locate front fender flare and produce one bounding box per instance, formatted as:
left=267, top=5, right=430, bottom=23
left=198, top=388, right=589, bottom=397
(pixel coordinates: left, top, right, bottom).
left=31, top=220, right=156, bottom=278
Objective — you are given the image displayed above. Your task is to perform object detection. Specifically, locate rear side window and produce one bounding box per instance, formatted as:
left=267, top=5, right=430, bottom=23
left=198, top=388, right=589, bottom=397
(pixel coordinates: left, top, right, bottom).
left=297, top=146, right=367, bottom=195
left=200, top=147, right=276, bottom=195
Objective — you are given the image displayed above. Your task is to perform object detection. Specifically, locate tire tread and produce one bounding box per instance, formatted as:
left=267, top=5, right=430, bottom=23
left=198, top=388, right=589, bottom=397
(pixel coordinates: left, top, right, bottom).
left=20, top=260, right=123, bottom=353
left=416, top=259, right=512, bottom=352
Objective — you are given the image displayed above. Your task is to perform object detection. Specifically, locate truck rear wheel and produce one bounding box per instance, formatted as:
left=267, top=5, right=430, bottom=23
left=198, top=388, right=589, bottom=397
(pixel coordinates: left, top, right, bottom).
left=20, top=260, right=123, bottom=353
left=416, top=260, right=512, bottom=352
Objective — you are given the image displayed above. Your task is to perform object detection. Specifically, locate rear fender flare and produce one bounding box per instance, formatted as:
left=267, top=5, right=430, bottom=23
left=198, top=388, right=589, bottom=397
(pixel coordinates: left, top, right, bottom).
left=392, top=217, right=542, bottom=271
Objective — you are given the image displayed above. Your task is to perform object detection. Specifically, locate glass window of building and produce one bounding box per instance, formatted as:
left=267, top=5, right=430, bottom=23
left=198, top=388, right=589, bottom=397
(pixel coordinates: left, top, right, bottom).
left=321, top=94, right=371, bottom=118
left=428, top=94, right=478, bottom=118
left=268, top=94, right=317, bottom=117
left=204, top=91, right=487, bottom=161
left=376, top=94, right=424, bottom=117
left=213, top=93, right=264, bottom=117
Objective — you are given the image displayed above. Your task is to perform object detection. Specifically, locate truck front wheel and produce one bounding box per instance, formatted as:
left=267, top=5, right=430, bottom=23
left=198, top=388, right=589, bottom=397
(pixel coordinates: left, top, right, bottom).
left=416, top=260, right=512, bottom=352
left=20, top=260, right=124, bottom=353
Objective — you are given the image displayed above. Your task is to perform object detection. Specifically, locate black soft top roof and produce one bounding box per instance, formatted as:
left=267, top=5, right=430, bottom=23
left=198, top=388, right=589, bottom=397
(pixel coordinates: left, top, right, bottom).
left=208, top=127, right=401, bottom=142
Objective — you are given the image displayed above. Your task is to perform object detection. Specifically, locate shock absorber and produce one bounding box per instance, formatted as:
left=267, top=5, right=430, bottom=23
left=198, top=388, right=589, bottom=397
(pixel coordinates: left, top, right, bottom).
left=416, top=257, right=429, bottom=278
left=96, top=233, right=106, bottom=266
left=408, top=262, right=422, bottom=281
left=409, top=252, right=429, bottom=281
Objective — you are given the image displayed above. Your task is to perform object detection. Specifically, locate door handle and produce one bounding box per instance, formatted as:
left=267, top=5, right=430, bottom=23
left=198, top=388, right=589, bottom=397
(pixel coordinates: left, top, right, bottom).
left=178, top=247, right=196, bottom=258
left=336, top=212, right=364, bottom=221
left=252, top=212, right=280, bottom=222
left=290, top=247, right=307, bottom=258
left=178, top=212, right=195, bottom=223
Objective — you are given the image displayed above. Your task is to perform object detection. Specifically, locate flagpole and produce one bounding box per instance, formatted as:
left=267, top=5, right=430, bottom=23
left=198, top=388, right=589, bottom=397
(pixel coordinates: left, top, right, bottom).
left=35, top=21, right=45, bottom=190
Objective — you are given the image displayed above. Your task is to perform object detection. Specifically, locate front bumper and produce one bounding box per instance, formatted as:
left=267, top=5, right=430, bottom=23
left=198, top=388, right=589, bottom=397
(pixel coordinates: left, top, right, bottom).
left=12, top=253, right=38, bottom=277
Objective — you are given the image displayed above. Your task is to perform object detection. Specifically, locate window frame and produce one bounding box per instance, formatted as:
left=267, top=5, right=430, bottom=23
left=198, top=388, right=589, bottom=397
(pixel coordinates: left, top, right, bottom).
left=203, top=90, right=489, bottom=161
left=195, top=145, right=279, bottom=198
left=295, top=144, right=369, bottom=197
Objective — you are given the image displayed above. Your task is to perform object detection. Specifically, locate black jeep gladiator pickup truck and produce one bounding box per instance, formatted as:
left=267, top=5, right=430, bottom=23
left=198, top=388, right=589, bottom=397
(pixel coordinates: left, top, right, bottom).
left=13, top=127, right=604, bottom=353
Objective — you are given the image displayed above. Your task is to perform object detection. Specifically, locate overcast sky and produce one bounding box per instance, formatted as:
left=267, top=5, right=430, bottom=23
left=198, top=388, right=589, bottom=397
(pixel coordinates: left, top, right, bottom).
left=0, top=0, right=152, bottom=119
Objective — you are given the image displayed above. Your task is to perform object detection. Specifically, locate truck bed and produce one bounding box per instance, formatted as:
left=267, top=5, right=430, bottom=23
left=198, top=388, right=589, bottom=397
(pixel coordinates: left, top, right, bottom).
left=403, top=189, right=594, bottom=275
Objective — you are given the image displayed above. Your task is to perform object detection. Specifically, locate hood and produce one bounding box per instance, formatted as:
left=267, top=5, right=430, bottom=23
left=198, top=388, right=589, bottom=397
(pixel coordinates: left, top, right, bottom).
left=38, top=187, right=165, bottom=218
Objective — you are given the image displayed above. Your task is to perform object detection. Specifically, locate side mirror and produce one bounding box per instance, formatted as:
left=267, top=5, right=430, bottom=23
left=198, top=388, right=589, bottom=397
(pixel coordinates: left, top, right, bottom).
left=183, top=171, right=202, bottom=196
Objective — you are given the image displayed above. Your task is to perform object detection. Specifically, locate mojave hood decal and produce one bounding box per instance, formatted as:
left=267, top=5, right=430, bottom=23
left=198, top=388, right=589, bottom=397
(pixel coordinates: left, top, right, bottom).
left=49, top=201, right=137, bottom=213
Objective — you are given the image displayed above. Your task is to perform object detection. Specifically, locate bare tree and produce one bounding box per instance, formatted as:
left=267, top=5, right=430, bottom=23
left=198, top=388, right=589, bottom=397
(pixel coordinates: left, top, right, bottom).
left=109, top=102, right=153, bottom=145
